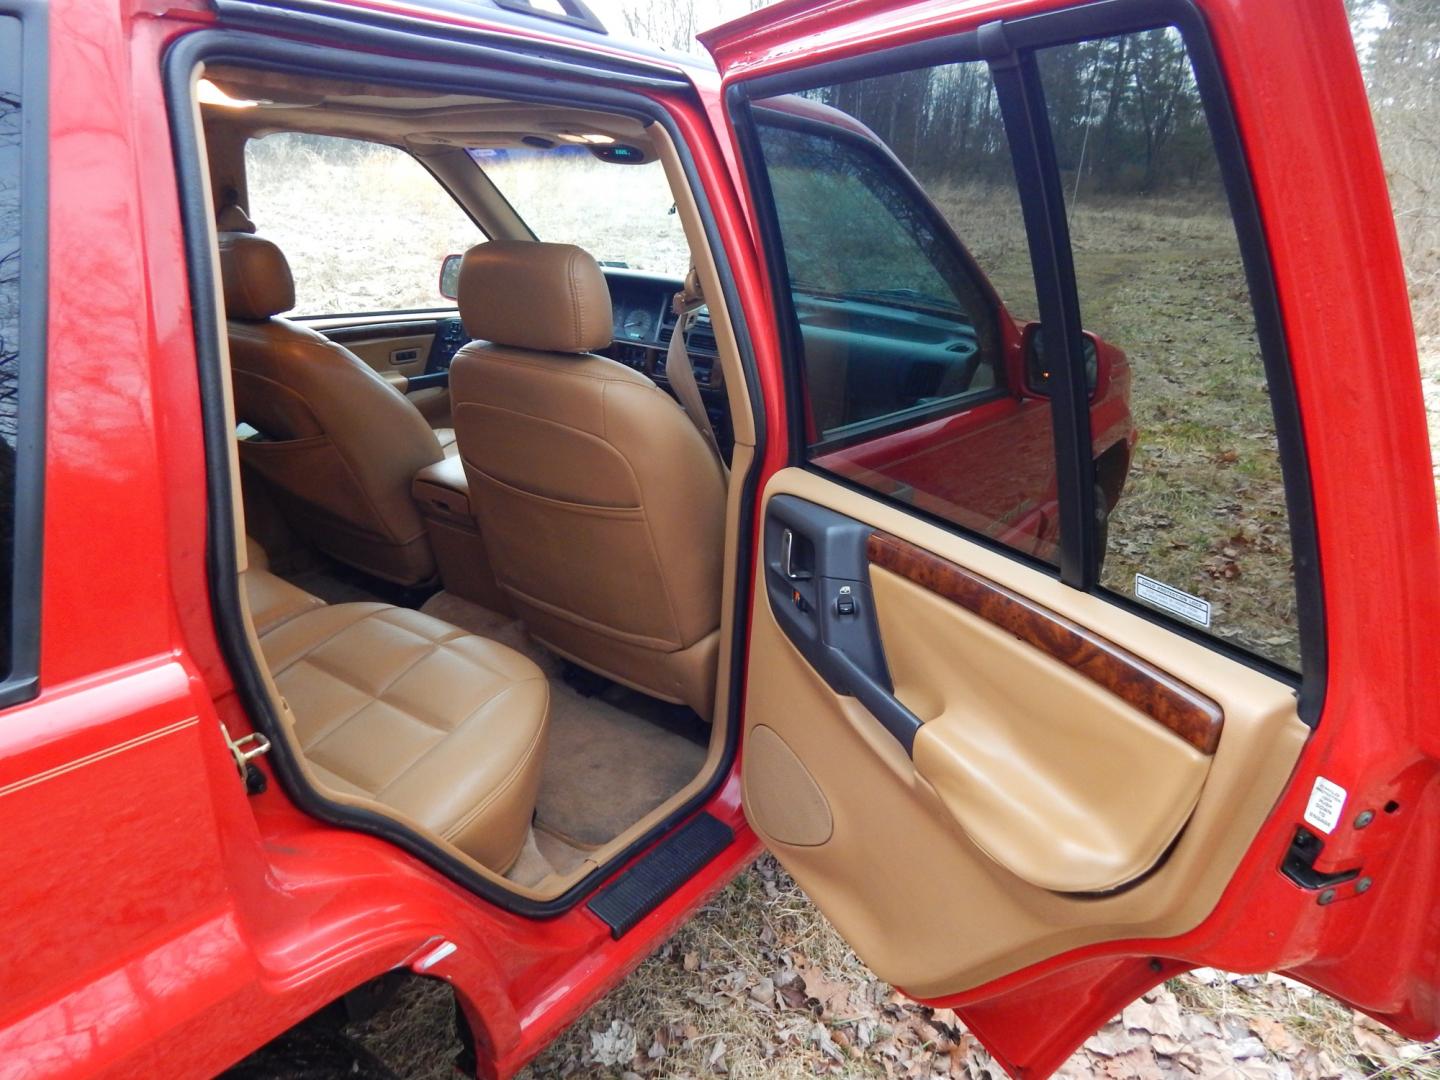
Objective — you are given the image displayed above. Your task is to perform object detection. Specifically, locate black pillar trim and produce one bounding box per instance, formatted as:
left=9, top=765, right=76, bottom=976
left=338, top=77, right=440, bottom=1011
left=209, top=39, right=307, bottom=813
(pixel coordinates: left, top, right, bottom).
left=989, top=44, right=1098, bottom=589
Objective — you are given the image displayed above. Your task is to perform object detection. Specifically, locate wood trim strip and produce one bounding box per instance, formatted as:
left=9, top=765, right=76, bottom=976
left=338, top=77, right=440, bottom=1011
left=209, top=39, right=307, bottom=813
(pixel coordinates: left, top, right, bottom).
left=867, top=531, right=1224, bottom=755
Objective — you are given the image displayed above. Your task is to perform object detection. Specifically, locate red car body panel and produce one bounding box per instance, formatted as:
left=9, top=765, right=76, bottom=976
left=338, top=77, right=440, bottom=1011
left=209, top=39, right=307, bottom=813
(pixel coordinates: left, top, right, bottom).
left=0, top=0, right=1433, bottom=1078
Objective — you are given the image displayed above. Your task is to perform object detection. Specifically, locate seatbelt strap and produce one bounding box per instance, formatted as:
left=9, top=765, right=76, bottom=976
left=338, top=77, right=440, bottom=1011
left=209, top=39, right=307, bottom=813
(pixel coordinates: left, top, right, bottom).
left=667, top=268, right=727, bottom=473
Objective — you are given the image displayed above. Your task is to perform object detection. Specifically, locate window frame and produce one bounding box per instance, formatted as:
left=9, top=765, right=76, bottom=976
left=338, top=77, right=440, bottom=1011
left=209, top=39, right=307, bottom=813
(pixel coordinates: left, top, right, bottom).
left=726, top=0, right=1324, bottom=715
left=0, top=0, right=48, bottom=711
left=748, top=105, right=1014, bottom=454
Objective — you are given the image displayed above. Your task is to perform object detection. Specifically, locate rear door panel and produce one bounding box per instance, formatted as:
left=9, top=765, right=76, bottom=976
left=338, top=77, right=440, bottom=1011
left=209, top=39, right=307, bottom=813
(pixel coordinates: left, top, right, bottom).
left=749, top=468, right=1307, bottom=997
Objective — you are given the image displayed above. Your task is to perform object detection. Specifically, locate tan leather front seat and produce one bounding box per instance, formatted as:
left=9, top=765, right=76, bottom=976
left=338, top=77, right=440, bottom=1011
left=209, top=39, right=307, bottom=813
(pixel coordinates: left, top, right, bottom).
left=220, top=232, right=451, bottom=585
left=450, top=241, right=726, bottom=718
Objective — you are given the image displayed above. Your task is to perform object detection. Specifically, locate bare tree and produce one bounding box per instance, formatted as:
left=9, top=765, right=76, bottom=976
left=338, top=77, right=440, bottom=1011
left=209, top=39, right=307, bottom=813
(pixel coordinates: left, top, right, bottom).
left=1358, top=0, right=1440, bottom=337
left=619, top=0, right=701, bottom=55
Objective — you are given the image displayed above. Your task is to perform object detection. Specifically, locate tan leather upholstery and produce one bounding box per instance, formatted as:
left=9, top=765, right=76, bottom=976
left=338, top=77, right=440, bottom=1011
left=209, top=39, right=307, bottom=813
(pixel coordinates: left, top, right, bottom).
left=742, top=468, right=1308, bottom=998
left=221, top=233, right=447, bottom=585
left=242, top=566, right=550, bottom=872
left=875, top=566, right=1209, bottom=893
left=450, top=242, right=726, bottom=717
left=219, top=233, right=296, bottom=320
left=458, top=240, right=612, bottom=353
left=216, top=202, right=257, bottom=234
left=246, top=561, right=326, bottom=636
left=245, top=534, right=270, bottom=571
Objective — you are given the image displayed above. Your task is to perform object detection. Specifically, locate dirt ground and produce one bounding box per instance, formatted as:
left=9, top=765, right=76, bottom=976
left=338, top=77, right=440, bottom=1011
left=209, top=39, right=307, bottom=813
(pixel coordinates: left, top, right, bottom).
left=323, top=855, right=1438, bottom=1079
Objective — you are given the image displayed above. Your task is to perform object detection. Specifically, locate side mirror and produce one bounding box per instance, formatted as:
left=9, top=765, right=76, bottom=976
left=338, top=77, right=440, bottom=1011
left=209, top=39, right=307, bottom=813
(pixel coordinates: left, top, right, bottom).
left=438, top=253, right=463, bottom=301
left=1023, top=322, right=1099, bottom=397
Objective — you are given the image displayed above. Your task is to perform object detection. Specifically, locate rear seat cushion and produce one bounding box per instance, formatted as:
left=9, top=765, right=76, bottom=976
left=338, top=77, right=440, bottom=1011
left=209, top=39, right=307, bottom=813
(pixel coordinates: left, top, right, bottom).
left=246, top=535, right=270, bottom=571
left=244, top=565, right=325, bottom=636
left=258, top=602, right=550, bottom=872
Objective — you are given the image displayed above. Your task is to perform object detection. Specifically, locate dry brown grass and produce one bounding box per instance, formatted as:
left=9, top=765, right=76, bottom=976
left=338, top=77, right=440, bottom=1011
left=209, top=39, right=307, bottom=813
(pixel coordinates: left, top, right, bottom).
left=245, top=137, right=689, bottom=316
left=930, top=181, right=1301, bottom=668
left=340, top=857, right=1439, bottom=1079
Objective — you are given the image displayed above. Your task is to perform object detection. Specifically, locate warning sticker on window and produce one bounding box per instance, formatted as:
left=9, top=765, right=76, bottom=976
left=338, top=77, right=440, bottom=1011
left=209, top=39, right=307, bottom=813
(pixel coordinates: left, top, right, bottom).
left=1304, top=776, right=1347, bottom=835
left=1135, top=574, right=1212, bottom=627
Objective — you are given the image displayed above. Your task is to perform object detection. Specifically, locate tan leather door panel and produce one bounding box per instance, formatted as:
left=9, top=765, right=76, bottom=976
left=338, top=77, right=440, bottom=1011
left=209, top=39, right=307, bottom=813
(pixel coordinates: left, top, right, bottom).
left=874, top=563, right=1210, bottom=894
left=743, top=468, right=1307, bottom=998
left=334, top=330, right=434, bottom=378
left=320, top=323, right=451, bottom=427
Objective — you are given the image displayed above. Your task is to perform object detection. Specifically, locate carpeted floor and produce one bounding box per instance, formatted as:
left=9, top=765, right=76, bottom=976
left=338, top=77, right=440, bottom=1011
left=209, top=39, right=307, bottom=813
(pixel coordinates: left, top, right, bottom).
left=419, top=592, right=709, bottom=878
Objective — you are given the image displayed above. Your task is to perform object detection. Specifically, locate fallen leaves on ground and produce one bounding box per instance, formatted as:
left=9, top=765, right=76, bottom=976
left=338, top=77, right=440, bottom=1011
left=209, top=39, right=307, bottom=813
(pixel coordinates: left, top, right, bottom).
left=507, top=857, right=1440, bottom=1079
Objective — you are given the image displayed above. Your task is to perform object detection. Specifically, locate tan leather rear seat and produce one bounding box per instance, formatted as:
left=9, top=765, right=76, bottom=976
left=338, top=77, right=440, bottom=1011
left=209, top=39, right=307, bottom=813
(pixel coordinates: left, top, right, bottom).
left=241, top=563, right=550, bottom=872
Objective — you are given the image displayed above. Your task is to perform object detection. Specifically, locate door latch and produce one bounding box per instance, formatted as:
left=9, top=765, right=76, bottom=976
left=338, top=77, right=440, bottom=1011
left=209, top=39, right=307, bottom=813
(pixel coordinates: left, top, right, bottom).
left=221, top=721, right=271, bottom=795
left=1280, top=825, right=1365, bottom=904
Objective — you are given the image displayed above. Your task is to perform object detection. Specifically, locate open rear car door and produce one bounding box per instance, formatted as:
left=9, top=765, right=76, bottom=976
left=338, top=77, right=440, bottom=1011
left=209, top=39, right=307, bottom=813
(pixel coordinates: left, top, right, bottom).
left=702, top=0, right=1440, bottom=1074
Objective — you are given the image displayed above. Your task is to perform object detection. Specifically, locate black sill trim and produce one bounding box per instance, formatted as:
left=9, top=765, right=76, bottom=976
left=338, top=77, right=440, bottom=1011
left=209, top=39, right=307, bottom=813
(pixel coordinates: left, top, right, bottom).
left=164, top=27, right=765, bottom=919
left=0, top=0, right=49, bottom=713
left=725, top=0, right=1324, bottom=720
left=214, top=0, right=694, bottom=90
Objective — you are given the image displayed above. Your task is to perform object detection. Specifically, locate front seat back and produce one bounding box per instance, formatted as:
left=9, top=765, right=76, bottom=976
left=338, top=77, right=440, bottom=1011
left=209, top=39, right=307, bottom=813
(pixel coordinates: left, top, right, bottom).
left=219, top=232, right=444, bottom=585
left=449, top=241, right=727, bottom=718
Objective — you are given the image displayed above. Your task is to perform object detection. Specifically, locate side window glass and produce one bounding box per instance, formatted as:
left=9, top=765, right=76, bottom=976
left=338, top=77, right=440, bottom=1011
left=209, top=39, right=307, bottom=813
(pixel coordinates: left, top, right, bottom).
left=244, top=134, right=483, bottom=317
left=1038, top=31, right=1302, bottom=669
left=0, top=11, right=35, bottom=695
left=752, top=64, right=1060, bottom=566
left=0, top=15, right=17, bottom=676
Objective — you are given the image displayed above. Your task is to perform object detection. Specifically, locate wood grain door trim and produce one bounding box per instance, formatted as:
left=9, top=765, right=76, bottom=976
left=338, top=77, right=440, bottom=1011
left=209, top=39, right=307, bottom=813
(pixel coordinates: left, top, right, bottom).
left=867, top=531, right=1225, bottom=754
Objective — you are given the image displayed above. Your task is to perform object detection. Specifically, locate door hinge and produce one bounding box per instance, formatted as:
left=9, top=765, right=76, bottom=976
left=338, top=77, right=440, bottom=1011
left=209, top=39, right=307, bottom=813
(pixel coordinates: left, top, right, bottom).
left=221, top=722, right=271, bottom=796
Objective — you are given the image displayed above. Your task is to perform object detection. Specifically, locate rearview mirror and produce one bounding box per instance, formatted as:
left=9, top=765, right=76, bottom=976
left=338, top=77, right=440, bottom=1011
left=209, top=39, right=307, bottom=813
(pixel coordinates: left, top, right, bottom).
left=438, top=253, right=463, bottom=301
left=1023, top=322, right=1099, bottom=397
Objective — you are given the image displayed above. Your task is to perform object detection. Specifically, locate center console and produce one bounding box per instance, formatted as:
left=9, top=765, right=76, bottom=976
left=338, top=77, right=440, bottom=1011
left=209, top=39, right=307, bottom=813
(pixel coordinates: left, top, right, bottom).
left=411, top=455, right=511, bottom=614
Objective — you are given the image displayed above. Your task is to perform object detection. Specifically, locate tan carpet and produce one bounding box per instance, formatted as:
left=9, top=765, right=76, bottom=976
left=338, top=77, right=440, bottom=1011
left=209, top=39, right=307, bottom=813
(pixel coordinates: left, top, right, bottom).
left=420, top=592, right=709, bottom=849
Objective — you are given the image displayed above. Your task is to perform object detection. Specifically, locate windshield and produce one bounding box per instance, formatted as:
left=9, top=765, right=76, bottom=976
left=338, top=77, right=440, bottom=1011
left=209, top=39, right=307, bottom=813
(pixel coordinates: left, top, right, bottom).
left=471, top=147, right=690, bottom=279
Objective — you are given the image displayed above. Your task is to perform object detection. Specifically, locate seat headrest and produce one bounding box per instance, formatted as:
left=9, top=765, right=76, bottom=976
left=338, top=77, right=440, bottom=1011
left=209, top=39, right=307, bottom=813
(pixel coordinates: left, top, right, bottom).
left=218, top=233, right=295, bottom=321
left=457, top=240, right=612, bottom=354
left=217, top=203, right=257, bottom=233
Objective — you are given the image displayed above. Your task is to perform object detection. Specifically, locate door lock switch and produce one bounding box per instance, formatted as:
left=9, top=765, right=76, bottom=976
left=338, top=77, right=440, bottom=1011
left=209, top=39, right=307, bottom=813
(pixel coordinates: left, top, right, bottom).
left=835, top=584, right=857, bottom=617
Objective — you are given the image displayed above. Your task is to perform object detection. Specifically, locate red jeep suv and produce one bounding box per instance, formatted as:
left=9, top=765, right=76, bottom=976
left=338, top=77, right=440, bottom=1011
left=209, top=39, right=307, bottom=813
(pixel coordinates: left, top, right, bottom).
left=0, top=0, right=1433, bottom=1076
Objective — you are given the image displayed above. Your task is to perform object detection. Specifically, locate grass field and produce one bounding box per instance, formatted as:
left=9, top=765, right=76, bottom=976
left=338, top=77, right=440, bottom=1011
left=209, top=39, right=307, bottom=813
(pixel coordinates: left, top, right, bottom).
left=930, top=180, right=1301, bottom=668
left=246, top=137, right=689, bottom=316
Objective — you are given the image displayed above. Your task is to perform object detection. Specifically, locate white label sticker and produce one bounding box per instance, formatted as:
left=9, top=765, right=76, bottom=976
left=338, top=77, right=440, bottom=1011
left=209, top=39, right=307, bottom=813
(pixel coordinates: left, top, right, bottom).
left=1135, top=574, right=1212, bottom=627
left=1303, top=776, right=1348, bottom=835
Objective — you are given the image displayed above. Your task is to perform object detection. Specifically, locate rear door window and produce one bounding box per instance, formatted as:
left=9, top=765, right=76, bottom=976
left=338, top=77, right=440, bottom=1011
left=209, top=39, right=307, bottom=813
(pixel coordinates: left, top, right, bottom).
left=1037, top=30, right=1303, bottom=669
left=751, top=64, right=1060, bottom=566
left=738, top=12, right=1315, bottom=677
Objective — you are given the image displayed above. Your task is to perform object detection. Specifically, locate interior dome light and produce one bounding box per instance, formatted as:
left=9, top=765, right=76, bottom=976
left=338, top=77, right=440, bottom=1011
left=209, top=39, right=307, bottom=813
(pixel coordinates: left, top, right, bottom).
left=555, top=131, right=615, bottom=145
left=197, top=78, right=262, bottom=108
